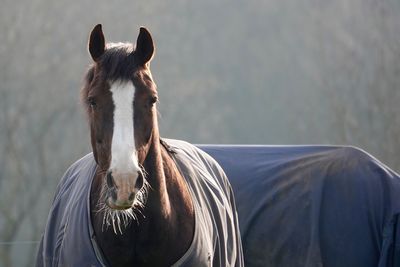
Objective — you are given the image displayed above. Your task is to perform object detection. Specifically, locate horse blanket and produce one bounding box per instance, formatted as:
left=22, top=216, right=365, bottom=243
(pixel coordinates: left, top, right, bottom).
left=199, top=145, right=400, bottom=267
left=36, top=139, right=244, bottom=267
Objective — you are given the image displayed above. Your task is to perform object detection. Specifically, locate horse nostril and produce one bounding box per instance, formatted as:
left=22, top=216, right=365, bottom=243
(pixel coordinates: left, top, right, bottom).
left=106, top=171, right=115, bottom=188
left=135, top=174, right=144, bottom=190
left=128, top=192, right=135, bottom=201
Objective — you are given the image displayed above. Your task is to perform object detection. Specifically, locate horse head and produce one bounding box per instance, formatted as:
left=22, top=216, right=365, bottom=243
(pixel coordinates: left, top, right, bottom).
left=82, top=24, right=158, bottom=211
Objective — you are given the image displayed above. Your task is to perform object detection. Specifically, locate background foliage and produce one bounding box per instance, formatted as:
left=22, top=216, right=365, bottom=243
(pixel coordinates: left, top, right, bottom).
left=1, top=0, right=399, bottom=265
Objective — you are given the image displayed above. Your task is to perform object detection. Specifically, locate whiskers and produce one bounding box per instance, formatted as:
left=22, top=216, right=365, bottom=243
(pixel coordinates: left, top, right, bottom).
left=95, top=171, right=152, bottom=235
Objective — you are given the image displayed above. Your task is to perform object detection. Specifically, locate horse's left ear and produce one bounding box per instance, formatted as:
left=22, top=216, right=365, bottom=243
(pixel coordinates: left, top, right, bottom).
left=134, top=27, right=155, bottom=66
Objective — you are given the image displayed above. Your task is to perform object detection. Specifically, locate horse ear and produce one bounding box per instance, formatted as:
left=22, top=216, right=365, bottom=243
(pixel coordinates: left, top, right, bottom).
left=135, top=27, right=155, bottom=66
left=88, top=24, right=105, bottom=62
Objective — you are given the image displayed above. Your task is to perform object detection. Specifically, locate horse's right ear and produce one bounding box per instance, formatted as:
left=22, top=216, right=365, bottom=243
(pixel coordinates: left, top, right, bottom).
left=88, top=24, right=105, bottom=62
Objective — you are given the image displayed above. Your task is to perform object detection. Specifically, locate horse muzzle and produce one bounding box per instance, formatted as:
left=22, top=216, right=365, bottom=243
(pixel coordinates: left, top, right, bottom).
left=105, top=170, right=143, bottom=210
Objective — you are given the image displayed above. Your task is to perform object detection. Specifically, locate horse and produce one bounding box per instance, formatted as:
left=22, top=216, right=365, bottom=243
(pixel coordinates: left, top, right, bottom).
left=36, top=24, right=400, bottom=267
left=35, top=25, right=243, bottom=266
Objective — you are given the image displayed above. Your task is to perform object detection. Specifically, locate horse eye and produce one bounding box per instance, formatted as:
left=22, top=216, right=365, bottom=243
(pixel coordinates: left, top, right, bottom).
left=88, top=97, right=97, bottom=108
left=150, top=96, right=158, bottom=105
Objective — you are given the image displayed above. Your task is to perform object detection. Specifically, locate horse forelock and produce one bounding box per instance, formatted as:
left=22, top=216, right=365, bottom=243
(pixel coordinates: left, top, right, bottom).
left=81, top=42, right=138, bottom=106
left=84, top=42, right=138, bottom=83
left=100, top=43, right=136, bottom=82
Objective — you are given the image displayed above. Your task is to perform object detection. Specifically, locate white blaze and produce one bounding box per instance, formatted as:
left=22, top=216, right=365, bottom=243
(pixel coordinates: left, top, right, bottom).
left=110, top=82, right=140, bottom=174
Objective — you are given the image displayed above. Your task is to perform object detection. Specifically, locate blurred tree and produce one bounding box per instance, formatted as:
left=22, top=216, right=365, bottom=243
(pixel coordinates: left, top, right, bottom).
left=0, top=0, right=399, bottom=265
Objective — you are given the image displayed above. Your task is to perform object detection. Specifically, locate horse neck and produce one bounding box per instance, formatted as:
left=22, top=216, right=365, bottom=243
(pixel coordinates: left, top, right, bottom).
left=134, top=124, right=195, bottom=264
left=144, top=124, right=194, bottom=219
left=143, top=129, right=172, bottom=217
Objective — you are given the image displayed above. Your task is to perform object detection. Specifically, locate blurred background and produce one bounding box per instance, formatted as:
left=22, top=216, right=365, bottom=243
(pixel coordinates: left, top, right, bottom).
left=1, top=0, right=399, bottom=265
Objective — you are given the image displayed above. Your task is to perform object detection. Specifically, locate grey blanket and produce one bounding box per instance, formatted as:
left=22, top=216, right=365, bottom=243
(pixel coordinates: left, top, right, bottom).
left=37, top=140, right=400, bottom=266
left=36, top=139, right=244, bottom=267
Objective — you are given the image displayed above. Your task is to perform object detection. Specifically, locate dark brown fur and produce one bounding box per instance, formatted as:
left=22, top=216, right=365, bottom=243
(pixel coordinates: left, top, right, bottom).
left=82, top=24, right=194, bottom=266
